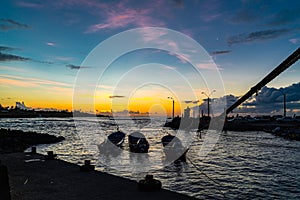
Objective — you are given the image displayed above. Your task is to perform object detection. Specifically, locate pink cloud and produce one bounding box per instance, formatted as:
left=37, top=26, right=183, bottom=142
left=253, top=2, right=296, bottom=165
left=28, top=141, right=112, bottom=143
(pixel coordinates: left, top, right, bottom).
left=162, top=65, right=176, bottom=70
left=198, top=0, right=223, bottom=22
left=54, top=56, right=74, bottom=61
left=47, top=86, right=73, bottom=93
left=0, top=65, right=25, bottom=72
left=53, top=0, right=109, bottom=10
left=289, top=38, right=299, bottom=44
left=201, top=13, right=222, bottom=22
left=97, top=84, right=114, bottom=90
left=85, top=2, right=165, bottom=33
left=0, top=77, right=36, bottom=87
left=138, top=28, right=168, bottom=42
left=0, top=75, right=71, bottom=87
left=17, top=0, right=169, bottom=32
left=16, top=1, right=44, bottom=8
left=168, top=52, right=189, bottom=64
left=180, top=29, right=195, bottom=38
left=0, top=76, right=73, bottom=95
left=196, top=61, right=221, bottom=70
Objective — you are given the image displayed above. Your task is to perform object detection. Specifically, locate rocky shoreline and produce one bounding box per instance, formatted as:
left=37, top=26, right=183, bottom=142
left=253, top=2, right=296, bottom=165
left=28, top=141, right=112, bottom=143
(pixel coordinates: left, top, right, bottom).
left=0, top=128, right=65, bottom=153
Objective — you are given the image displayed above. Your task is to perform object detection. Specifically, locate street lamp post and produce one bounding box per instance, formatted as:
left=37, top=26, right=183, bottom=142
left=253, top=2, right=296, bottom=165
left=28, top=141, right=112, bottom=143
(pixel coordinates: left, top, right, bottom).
left=279, top=90, right=287, bottom=117
left=201, top=90, right=216, bottom=118
left=283, top=93, right=286, bottom=117
left=168, top=97, right=174, bottom=119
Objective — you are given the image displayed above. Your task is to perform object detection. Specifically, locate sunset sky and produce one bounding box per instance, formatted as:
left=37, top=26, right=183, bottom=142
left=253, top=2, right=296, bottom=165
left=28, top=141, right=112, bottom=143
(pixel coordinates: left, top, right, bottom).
left=1, top=0, right=299, bottom=115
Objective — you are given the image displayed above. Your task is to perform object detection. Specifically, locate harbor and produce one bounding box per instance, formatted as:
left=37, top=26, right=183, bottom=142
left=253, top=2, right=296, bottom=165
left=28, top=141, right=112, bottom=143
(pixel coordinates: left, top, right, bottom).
left=1, top=1, right=300, bottom=199
left=1, top=117, right=300, bottom=199
left=1, top=47, right=299, bottom=198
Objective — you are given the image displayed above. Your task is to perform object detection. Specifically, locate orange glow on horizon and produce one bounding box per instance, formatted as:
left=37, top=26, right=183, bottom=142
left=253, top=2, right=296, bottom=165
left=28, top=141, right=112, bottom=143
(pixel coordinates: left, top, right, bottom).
left=1, top=77, right=201, bottom=115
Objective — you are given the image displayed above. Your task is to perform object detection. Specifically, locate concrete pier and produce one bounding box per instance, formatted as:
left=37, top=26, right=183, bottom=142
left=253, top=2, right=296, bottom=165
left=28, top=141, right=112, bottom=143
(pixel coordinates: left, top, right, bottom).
left=0, top=153, right=196, bottom=200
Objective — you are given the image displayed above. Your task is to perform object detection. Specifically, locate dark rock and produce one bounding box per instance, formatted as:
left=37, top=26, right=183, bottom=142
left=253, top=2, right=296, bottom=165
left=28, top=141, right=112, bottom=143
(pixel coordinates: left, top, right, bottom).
left=0, top=128, right=65, bottom=153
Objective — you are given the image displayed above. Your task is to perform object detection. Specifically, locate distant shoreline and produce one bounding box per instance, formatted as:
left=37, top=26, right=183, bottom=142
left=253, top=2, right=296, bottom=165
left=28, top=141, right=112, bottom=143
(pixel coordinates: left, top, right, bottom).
left=0, top=109, right=152, bottom=118
left=0, top=109, right=95, bottom=118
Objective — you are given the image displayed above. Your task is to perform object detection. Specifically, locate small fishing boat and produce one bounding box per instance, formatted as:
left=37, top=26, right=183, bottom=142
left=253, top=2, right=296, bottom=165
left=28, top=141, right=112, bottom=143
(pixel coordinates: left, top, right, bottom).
left=161, top=134, right=188, bottom=162
left=128, top=131, right=150, bottom=153
left=98, top=129, right=126, bottom=154
left=107, top=130, right=126, bottom=147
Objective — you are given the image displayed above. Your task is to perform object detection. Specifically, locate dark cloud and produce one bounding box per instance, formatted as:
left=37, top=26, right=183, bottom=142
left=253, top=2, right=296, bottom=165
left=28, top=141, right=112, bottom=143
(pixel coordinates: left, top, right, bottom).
left=0, top=45, right=52, bottom=64
left=189, top=83, right=300, bottom=116
left=0, top=97, right=12, bottom=102
left=184, top=100, right=199, bottom=104
left=210, top=50, right=231, bottom=55
left=0, top=46, right=50, bottom=63
left=109, top=95, right=125, bottom=98
left=231, top=9, right=259, bottom=24
left=253, top=83, right=300, bottom=104
left=237, top=82, right=300, bottom=114
left=16, top=2, right=44, bottom=8
left=227, top=28, right=296, bottom=45
left=0, top=46, right=18, bottom=51
left=0, top=52, right=29, bottom=62
left=0, top=18, right=29, bottom=31
left=282, top=83, right=300, bottom=102
left=66, top=64, right=90, bottom=70
left=33, top=59, right=54, bottom=65
left=172, top=0, right=184, bottom=8
left=267, top=8, right=300, bottom=26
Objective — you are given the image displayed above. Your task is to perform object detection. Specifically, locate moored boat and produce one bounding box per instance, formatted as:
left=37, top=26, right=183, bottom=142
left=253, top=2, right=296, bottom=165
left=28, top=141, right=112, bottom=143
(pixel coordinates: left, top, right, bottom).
left=128, top=131, right=150, bottom=153
left=107, top=130, right=126, bottom=147
left=98, top=129, right=126, bottom=154
left=161, top=134, right=188, bottom=163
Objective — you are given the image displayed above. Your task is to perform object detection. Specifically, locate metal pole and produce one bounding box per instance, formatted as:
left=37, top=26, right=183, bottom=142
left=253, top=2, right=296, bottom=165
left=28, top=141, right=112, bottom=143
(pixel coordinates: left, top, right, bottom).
left=207, top=97, right=210, bottom=117
left=284, top=93, right=286, bottom=117
left=202, top=90, right=215, bottom=117
left=172, top=99, right=174, bottom=119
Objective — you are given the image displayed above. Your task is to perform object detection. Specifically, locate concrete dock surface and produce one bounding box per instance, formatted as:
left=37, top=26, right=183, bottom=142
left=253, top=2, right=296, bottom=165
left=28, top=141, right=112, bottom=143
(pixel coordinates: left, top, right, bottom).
left=0, top=153, right=196, bottom=200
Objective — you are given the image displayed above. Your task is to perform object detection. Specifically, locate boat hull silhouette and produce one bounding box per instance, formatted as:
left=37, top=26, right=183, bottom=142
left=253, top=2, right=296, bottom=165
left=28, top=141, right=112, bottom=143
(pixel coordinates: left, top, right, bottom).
left=98, top=131, right=125, bottom=155
left=128, top=132, right=150, bottom=153
left=161, top=134, right=188, bottom=163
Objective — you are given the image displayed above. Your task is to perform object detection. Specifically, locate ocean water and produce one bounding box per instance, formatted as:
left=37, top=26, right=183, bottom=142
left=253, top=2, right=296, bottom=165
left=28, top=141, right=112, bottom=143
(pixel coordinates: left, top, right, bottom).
left=1, top=117, right=300, bottom=199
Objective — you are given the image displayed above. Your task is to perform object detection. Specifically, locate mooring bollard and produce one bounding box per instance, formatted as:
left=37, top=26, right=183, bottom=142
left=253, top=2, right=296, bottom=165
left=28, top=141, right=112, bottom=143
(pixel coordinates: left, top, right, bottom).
left=80, top=160, right=94, bottom=172
left=0, top=161, right=11, bottom=200
left=138, top=174, right=162, bottom=192
left=44, top=151, right=57, bottom=160
left=85, top=160, right=90, bottom=166
left=31, top=146, right=37, bottom=154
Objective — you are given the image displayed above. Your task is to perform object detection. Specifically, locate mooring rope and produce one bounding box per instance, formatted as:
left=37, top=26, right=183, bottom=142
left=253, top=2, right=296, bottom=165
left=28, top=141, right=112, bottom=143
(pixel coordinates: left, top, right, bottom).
left=186, top=157, right=227, bottom=198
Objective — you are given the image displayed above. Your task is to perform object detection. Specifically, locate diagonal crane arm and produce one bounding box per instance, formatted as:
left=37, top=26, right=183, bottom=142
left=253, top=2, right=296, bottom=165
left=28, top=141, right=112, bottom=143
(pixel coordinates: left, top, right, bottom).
left=225, top=47, right=300, bottom=115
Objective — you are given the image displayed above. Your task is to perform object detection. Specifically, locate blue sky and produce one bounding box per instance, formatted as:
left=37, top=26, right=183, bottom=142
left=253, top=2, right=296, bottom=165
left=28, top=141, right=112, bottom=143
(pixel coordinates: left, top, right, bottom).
left=0, top=0, right=299, bottom=115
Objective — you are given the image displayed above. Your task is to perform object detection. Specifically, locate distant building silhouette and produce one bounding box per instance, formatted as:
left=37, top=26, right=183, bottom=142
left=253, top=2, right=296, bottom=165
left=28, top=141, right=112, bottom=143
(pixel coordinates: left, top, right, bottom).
left=15, top=101, right=31, bottom=110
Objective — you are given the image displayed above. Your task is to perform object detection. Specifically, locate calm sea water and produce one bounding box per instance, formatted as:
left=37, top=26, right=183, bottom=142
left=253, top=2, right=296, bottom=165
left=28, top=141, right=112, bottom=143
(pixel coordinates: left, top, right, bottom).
left=1, top=117, right=300, bottom=199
